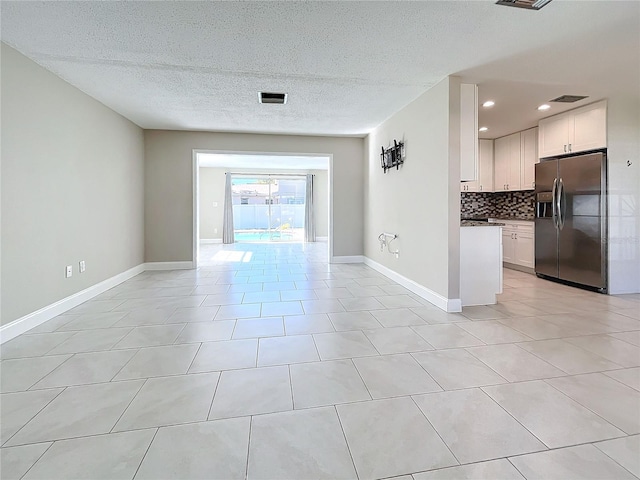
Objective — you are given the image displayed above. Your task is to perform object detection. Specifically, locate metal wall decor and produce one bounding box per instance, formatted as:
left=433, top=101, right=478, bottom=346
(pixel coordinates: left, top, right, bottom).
left=380, top=140, right=404, bottom=173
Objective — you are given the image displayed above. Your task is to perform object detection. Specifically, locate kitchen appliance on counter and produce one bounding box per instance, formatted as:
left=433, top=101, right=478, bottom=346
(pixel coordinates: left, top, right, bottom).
left=535, top=151, right=607, bottom=292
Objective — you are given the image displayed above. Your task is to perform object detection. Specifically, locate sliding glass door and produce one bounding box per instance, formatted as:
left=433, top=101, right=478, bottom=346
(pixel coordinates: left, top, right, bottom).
left=231, top=176, right=306, bottom=242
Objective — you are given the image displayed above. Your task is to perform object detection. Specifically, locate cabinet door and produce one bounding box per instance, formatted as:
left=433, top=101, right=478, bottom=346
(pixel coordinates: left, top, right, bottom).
left=460, top=84, right=479, bottom=181
left=478, top=139, right=494, bottom=192
left=514, top=232, right=534, bottom=268
left=570, top=101, right=607, bottom=153
left=494, top=136, right=509, bottom=192
left=539, top=114, right=570, bottom=158
left=520, top=128, right=538, bottom=191
left=461, top=179, right=478, bottom=192
left=507, top=132, right=521, bottom=190
left=502, top=230, right=515, bottom=263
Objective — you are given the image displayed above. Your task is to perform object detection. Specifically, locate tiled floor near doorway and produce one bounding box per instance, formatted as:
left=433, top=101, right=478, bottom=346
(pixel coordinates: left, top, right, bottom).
left=1, top=242, right=639, bottom=479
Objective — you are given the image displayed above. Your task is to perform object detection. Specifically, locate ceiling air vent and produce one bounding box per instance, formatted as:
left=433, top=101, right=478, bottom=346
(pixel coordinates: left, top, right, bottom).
left=549, top=95, right=589, bottom=103
left=496, top=0, right=552, bottom=10
left=259, top=92, right=287, bottom=104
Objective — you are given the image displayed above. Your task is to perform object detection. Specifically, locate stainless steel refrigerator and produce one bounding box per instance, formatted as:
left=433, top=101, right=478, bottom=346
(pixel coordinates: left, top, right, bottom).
left=534, top=151, right=607, bottom=292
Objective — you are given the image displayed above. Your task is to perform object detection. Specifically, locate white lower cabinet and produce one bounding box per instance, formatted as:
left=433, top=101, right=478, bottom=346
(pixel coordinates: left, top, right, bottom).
left=502, top=231, right=515, bottom=264
left=461, top=226, right=503, bottom=306
left=492, top=220, right=534, bottom=270
left=514, top=231, right=534, bottom=268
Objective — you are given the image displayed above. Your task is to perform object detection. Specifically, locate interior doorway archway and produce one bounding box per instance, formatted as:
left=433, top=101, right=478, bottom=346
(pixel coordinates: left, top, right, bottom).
left=192, top=150, right=332, bottom=268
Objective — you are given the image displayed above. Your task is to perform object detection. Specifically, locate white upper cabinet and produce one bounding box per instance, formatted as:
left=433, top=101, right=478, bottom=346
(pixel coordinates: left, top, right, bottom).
left=507, top=133, right=521, bottom=189
left=520, top=127, right=538, bottom=191
left=538, top=114, right=569, bottom=157
left=460, top=84, right=479, bottom=182
left=494, top=132, right=521, bottom=191
left=461, top=139, right=493, bottom=192
left=494, top=128, right=537, bottom=191
left=571, top=101, right=607, bottom=153
left=538, top=100, right=607, bottom=159
left=494, top=135, right=510, bottom=192
left=478, top=139, right=494, bottom=192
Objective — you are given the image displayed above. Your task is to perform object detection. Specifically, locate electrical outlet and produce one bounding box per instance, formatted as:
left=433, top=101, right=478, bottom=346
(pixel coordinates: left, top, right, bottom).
left=212, top=202, right=218, bottom=207
left=65, top=265, right=73, bottom=278
left=79, top=260, right=86, bottom=273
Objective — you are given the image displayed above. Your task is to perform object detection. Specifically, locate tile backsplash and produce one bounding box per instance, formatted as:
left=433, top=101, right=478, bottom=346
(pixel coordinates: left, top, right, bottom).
left=461, top=191, right=535, bottom=219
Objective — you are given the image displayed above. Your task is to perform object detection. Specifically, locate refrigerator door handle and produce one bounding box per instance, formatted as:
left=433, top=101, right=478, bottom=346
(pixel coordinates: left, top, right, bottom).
left=557, top=178, right=565, bottom=230
left=552, top=177, right=559, bottom=229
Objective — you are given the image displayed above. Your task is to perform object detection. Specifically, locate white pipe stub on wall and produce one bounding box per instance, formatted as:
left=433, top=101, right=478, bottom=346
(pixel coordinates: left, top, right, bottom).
left=378, top=232, right=399, bottom=258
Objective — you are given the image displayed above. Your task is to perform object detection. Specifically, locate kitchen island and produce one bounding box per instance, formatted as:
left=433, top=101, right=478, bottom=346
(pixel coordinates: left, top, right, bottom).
left=460, top=221, right=503, bottom=306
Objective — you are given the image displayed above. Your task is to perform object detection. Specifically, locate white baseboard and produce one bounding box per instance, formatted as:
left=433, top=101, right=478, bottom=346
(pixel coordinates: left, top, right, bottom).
left=0, top=264, right=145, bottom=344
left=200, top=239, right=222, bottom=244
left=331, top=255, right=364, bottom=264
left=1, top=261, right=199, bottom=343
left=143, top=261, right=194, bottom=270
left=363, top=257, right=462, bottom=313
left=316, top=236, right=328, bottom=242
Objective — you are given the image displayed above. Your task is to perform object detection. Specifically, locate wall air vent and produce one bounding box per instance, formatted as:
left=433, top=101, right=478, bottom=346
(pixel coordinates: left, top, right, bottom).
left=496, top=0, right=552, bottom=10
left=259, top=92, right=287, bottom=104
left=549, top=95, right=589, bottom=103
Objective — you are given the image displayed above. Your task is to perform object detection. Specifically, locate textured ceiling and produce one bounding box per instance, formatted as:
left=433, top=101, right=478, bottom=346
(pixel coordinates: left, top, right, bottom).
left=2, top=1, right=639, bottom=137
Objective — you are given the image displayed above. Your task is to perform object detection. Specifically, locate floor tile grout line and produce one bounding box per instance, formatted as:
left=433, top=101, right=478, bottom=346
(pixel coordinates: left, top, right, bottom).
left=506, top=454, right=529, bottom=479
left=185, top=342, right=205, bottom=373
left=500, top=432, right=634, bottom=465
left=244, top=416, right=253, bottom=480
left=409, top=353, right=448, bottom=393
left=462, top=344, right=547, bottom=383
left=601, top=369, right=640, bottom=392
left=480, top=381, right=591, bottom=451
left=287, top=364, right=295, bottom=409
left=512, top=339, right=626, bottom=374
left=408, top=394, right=461, bottom=467
left=333, top=404, right=361, bottom=479
left=0, top=386, right=67, bottom=448
left=109, top=378, right=149, bottom=434
left=131, top=427, right=160, bottom=479
left=108, top=347, right=144, bottom=381
left=206, top=370, right=223, bottom=421
left=541, top=377, right=632, bottom=434
left=591, top=438, right=640, bottom=478
left=508, top=342, right=573, bottom=375
left=348, top=358, right=374, bottom=401
left=15, top=438, right=56, bottom=479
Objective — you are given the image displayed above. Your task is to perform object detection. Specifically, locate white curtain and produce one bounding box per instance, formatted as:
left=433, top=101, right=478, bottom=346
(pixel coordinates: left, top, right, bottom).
left=222, top=173, right=235, bottom=244
left=304, top=174, right=315, bottom=242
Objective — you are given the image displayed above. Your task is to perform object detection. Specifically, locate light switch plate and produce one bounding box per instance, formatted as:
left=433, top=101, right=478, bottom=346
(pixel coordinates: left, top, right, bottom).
left=65, top=265, right=73, bottom=278
left=79, top=260, right=86, bottom=273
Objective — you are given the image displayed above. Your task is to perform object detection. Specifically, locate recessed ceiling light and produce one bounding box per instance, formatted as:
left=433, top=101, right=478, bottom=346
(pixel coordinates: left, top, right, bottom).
left=538, top=104, right=551, bottom=111
left=482, top=101, right=495, bottom=108
left=479, top=127, right=489, bottom=132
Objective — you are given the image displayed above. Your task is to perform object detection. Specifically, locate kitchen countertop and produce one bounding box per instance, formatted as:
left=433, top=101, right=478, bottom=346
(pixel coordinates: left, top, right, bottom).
left=461, top=216, right=534, bottom=222
left=461, top=220, right=505, bottom=227
left=490, top=216, right=534, bottom=222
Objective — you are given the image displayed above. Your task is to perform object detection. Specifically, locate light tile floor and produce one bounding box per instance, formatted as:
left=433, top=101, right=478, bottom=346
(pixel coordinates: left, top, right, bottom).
left=2, top=242, right=640, bottom=479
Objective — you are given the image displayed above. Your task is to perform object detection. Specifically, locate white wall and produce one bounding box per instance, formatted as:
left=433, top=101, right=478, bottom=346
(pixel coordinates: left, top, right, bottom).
left=1, top=44, right=145, bottom=325
left=364, top=77, right=461, bottom=309
left=145, top=131, right=363, bottom=262
left=199, top=168, right=226, bottom=240
left=199, top=167, right=328, bottom=241
left=607, top=95, right=640, bottom=294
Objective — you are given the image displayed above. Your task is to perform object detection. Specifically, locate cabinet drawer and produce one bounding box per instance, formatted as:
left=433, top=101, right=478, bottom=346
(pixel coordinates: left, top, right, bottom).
left=515, top=223, right=534, bottom=233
